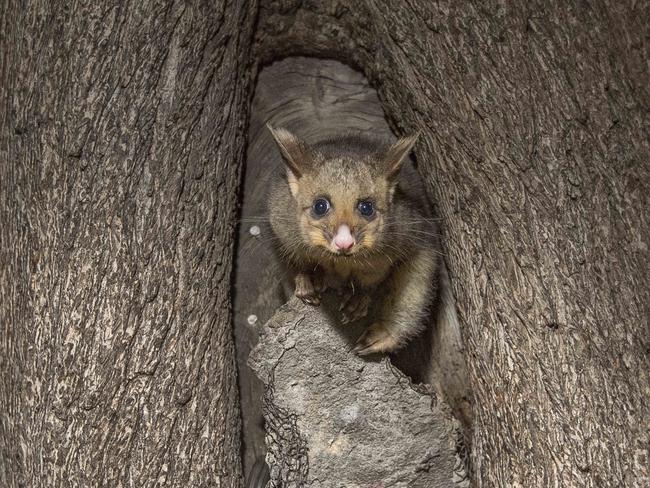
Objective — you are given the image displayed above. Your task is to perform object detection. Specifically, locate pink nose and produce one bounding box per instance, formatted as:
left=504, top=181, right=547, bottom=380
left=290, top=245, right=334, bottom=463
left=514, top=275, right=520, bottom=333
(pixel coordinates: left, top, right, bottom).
left=334, top=225, right=355, bottom=250
left=335, top=238, right=354, bottom=250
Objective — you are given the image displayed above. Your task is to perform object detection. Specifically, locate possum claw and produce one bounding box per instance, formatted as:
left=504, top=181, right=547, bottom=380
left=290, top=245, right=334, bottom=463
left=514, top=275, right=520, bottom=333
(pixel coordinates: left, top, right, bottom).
left=353, top=322, right=400, bottom=355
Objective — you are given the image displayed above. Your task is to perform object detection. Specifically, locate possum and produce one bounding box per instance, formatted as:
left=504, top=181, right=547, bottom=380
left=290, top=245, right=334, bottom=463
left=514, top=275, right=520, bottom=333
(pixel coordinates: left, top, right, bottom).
left=267, top=125, right=440, bottom=355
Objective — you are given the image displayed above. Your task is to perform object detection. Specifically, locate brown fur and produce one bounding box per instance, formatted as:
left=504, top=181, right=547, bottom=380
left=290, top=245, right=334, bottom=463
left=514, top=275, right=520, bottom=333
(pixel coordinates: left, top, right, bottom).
left=267, top=126, right=440, bottom=354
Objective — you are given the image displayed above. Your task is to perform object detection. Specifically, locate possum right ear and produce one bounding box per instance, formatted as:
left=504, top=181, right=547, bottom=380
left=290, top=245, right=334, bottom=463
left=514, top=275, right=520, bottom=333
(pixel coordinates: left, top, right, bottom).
left=267, top=124, right=313, bottom=197
left=267, top=124, right=309, bottom=177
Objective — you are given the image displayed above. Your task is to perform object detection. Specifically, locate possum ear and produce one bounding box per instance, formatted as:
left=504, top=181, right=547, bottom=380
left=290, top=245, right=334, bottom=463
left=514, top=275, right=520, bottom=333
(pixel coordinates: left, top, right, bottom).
left=384, top=133, right=419, bottom=180
left=267, top=124, right=312, bottom=178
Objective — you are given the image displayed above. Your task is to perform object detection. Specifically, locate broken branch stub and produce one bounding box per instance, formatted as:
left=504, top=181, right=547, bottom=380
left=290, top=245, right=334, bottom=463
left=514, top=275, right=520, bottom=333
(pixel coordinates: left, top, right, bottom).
left=249, top=299, right=468, bottom=487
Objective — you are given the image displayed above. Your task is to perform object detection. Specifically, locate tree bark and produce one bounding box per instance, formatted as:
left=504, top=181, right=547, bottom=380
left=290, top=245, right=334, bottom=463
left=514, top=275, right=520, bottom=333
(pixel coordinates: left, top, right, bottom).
left=2, top=0, right=648, bottom=486
left=1, top=1, right=255, bottom=486
left=255, top=1, right=650, bottom=486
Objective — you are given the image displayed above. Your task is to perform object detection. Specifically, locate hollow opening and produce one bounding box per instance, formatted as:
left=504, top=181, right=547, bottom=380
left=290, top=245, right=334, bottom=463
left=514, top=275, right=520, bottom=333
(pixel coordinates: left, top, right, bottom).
left=232, top=56, right=473, bottom=480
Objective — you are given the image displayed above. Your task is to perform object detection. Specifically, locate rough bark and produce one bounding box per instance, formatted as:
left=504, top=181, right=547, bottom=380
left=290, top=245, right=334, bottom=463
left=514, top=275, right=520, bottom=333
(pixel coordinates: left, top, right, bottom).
left=249, top=298, right=468, bottom=488
left=1, top=0, right=647, bottom=486
left=0, top=1, right=255, bottom=486
left=255, top=1, right=650, bottom=486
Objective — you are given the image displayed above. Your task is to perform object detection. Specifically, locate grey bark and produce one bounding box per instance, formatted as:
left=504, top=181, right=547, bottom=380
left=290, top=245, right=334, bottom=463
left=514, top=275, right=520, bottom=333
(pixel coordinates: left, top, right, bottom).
left=249, top=298, right=468, bottom=488
left=255, top=1, right=650, bottom=487
left=1, top=1, right=255, bottom=486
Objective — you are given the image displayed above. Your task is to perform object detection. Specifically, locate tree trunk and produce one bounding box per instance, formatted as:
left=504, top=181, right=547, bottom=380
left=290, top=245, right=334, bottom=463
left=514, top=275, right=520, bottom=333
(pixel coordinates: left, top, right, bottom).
left=255, top=1, right=649, bottom=486
left=1, top=1, right=255, bottom=486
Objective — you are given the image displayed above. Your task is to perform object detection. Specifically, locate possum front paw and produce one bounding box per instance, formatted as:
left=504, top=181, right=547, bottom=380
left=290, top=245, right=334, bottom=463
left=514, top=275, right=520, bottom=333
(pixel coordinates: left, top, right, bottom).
left=294, top=272, right=322, bottom=306
left=353, top=322, right=400, bottom=355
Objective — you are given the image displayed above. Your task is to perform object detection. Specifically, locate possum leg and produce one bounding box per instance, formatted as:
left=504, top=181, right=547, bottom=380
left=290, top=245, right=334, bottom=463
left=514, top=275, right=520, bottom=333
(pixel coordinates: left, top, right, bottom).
left=354, top=248, right=438, bottom=355
left=339, top=291, right=372, bottom=324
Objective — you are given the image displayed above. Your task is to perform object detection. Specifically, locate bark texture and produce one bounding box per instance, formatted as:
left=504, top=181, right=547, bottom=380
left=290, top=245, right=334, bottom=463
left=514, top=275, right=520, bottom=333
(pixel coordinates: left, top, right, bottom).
left=249, top=298, right=468, bottom=488
left=1, top=0, right=647, bottom=486
left=1, top=1, right=255, bottom=486
left=255, top=1, right=650, bottom=486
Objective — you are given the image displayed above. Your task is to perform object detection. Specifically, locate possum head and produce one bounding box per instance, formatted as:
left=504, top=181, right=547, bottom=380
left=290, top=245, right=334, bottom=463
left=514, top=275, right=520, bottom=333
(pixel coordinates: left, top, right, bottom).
left=268, top=124, right=418, bottom=257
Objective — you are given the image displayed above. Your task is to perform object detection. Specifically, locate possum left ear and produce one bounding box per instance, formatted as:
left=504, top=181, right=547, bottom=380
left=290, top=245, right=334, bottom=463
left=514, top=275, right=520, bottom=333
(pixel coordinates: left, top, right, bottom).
left=384, top=132, right=419, bottom=180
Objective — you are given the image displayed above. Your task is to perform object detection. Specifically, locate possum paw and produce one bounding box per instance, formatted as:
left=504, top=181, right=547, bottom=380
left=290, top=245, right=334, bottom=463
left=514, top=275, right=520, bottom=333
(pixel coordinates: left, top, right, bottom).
left=353, top=322, right=400, bottom=355
left=294, top=272, right=321, bottom=306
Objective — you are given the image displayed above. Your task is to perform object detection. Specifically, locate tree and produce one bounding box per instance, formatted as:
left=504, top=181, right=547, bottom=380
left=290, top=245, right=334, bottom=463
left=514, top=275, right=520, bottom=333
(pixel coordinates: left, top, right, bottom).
left=2, top=0, right=647, bottom=487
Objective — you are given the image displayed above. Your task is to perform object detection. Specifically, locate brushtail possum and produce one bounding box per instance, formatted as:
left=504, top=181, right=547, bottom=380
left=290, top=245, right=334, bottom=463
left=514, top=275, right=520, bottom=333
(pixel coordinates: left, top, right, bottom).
left=267, top=125, right=440, bottom=355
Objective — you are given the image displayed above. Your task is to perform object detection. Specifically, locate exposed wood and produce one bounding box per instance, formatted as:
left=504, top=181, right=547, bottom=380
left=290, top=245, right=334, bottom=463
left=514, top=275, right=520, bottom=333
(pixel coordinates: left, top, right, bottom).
left=0, top=1, right=255, bottom=486
left=249, top=298, right=468, bottom=488
left=256, top=1, right=650, bottom=486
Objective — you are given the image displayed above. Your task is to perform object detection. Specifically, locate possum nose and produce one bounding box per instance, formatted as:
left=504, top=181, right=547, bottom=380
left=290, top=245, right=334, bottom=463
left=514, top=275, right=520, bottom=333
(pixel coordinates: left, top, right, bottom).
left=334, top=225, right=355, bottom=250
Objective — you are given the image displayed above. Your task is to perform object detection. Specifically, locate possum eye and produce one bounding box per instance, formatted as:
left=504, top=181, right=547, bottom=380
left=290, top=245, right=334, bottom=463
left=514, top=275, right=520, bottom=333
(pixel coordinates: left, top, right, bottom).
left=312, top=198, right=331, bottom=217
left=357, top=200, right=375, bottom=217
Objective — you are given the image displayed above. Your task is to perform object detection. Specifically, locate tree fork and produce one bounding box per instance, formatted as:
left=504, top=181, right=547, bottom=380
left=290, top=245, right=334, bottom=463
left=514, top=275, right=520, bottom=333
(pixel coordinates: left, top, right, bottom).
left=0, top=0, right=647, bottom=486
